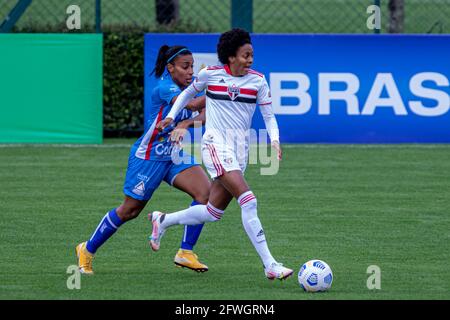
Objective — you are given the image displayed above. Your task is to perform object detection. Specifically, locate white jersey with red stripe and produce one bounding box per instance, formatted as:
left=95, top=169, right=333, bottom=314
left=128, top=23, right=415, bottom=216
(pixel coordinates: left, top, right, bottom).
left=198, top=65, right=274, bottom=178
left=193, top=65, right=272, bottom=144
left=166, top=64, right=279, bottom=178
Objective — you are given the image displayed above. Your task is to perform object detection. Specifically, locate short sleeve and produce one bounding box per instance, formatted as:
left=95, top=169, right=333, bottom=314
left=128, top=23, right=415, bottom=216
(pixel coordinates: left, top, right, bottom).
left=257, top=76, right=272, bottom=106
left=159, top=81, right=182, bottom=106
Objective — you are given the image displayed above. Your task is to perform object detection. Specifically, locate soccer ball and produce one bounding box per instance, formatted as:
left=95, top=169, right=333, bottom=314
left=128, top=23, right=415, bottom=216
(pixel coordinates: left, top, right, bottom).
left=298, top=259, right=333, bottom=292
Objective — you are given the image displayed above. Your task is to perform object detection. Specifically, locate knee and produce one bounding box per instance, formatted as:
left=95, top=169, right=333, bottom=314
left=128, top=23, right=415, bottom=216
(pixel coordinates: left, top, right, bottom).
left=193, top=188, right=210, bottom=205
left=205, top=203, right=224, bottom=222
left=116, top=205, right=142, bottom=222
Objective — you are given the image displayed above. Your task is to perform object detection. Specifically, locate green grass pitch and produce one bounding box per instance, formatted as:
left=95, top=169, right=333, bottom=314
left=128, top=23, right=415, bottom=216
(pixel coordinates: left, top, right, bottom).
left=1, top=139, right=450, bottom=299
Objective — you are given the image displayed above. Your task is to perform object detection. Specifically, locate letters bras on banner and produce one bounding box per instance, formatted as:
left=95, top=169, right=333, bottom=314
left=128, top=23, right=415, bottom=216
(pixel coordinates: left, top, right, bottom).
left=144, top=34, right=450, bottom=143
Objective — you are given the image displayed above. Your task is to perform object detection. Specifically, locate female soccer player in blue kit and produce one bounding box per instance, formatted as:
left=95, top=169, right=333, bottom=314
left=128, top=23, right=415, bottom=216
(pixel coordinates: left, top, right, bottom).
left=76, top=45, right=211, bottom=274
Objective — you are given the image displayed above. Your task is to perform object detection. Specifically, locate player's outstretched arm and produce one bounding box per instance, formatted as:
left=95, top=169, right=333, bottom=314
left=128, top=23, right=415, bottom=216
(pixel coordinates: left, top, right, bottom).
left=156, top=85, right=198, bottom=131
left=257, top=76, right=282, bottom=159
left=178, top=108, right=206, bottom=128
left=158, top=68, right=208, bottom=132
left=170, top=109, right=206, bottom=144
left=271, top=140, right=282, bottom=161
left=186, top=95, right=206, bottom=112
left=170, top=95, right=206, bottom=112
left=167, top=69, right=208, bottom=119
left=259, top=103, right=282, bottom=160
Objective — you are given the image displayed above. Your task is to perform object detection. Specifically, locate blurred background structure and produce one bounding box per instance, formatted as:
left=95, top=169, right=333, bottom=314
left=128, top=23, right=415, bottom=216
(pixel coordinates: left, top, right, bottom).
left=1, top=0, right=449, bottom=135
left=2, top=0, right=449, bottom=34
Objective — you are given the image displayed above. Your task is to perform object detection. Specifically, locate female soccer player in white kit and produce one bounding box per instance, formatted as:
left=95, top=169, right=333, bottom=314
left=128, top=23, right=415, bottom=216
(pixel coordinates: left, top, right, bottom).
left=151, top=28, right=293, bottom=280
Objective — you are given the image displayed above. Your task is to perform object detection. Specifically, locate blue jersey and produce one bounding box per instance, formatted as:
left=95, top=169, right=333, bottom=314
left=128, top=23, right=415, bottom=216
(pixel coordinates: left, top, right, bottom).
left=133, top=73, right=202, bottom=161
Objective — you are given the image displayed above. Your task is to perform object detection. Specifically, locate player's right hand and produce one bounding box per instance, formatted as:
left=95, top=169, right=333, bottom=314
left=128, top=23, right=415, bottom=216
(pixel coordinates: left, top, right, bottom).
left=156, top=118, right=173, bottom=132
left=271, top=140, right=282, bottom=160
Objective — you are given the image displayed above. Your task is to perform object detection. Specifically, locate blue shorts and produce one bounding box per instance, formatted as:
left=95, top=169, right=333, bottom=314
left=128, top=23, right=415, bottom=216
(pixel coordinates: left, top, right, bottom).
left=123, top=148, right=199, bottom=201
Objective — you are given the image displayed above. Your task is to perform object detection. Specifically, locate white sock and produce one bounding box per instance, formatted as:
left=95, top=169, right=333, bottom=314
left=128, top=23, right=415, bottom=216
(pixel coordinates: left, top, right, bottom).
left=238, top=191, right=276, bottom=268
left=161, top=202, right=224, bottom=228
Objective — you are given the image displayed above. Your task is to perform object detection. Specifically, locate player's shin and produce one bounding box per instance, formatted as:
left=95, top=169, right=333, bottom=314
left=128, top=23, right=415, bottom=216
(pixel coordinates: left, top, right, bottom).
left=180, top=200, right=205, bottom=250
left=238, top=191, right=276, bottom=268
left=161, top=202, right=223, bottom=228
left=86, top=208, right=124, bottom=254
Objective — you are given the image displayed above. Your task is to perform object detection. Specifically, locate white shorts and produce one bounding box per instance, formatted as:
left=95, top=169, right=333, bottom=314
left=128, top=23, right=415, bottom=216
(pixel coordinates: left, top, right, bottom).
left=201, top=133, right=248, bottom=179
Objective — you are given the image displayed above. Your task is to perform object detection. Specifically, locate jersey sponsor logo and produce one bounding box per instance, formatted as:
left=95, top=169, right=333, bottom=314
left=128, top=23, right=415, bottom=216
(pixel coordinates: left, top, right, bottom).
left=219, top=78, right=226, bottom=83
left=132, top=181, right=145, bottom=196
left=155, top=142, right=175, bottom=156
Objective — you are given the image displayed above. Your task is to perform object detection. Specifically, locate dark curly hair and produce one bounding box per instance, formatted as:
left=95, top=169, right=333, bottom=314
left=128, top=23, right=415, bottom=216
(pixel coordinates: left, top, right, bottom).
left=217, top=28, right=252, bottom=65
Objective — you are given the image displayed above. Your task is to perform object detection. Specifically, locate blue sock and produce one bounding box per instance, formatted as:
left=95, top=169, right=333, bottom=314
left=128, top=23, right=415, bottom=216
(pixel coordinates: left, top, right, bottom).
left=180, top=201, right=205, bottom=250
left=86, top=208, right=124, bottom=254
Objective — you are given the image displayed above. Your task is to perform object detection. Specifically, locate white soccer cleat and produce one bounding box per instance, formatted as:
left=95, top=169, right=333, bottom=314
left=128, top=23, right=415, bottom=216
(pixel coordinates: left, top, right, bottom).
left=264, top=262, right=294, bottom=281
left=148, top=211, right=166, bottom=251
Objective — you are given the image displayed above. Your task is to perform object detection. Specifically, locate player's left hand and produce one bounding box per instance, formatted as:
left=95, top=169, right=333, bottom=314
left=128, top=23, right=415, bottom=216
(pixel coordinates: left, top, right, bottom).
left=271, top=141, right=282, bottom=160
left=170, top=120, right=190, bottom=144
left=156, top=118, right=173, bottom=132
left=170, top=127, right=188, bottom=144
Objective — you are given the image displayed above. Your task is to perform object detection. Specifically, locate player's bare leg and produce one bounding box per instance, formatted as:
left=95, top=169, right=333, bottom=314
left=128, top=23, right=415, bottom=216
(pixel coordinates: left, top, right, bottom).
left=149, top=179, right=232, bottom=251
left=172, top=165, right=211, bottom=204
left=213, top=170, right=249, bottom=198
left=116, top=196, right=147, bottom=222
left=207, top=179, right=234, bottom=211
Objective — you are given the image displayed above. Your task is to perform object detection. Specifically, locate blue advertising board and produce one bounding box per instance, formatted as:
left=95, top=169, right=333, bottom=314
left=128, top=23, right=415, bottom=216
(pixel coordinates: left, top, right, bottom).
left=144, top=34, right=450, bottom=143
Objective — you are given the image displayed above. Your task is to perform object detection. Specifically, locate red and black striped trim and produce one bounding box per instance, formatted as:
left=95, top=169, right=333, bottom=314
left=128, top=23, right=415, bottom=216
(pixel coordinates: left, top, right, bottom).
left=207, top=85, right=257, bottom=97
left=206, top=91, right=257, bottom=104
left=206, top=144, right=224, bottom=177
left=239, top=193, right=256, bottom=207
left=224, top=65, right=232, bottom=75
left=206, top=203, right=223, bottom=220
left=248, top=69, right=264, bottom=78
left=207, top=65, right=224, bottom=71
